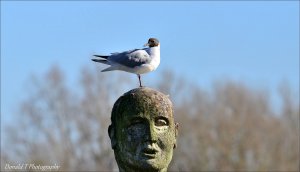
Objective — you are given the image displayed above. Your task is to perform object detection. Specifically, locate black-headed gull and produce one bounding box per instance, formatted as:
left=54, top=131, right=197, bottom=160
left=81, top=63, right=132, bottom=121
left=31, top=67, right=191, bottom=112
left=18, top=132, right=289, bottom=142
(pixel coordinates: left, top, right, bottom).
left=92, top=38, right=160, bottom=87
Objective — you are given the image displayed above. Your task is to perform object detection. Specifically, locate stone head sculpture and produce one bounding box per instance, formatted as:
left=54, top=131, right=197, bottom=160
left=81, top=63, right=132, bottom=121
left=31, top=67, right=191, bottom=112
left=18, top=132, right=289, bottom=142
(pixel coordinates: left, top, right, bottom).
left=108, top=87, right=178, bottom=172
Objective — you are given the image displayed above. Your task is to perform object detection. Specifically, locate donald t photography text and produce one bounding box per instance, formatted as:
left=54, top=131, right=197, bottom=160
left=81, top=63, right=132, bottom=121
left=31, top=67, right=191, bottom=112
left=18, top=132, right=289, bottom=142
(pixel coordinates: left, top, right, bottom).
left=5, top=163, right=60, bottom=171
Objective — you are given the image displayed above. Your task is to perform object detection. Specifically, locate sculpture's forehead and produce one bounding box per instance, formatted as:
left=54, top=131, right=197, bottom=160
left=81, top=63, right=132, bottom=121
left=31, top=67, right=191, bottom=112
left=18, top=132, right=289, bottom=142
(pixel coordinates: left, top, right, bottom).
left=124, top=95, right=172, bottom=117
left=116, top=88, right=173, bottom=119
left=124, top=102, right=172, bottom=119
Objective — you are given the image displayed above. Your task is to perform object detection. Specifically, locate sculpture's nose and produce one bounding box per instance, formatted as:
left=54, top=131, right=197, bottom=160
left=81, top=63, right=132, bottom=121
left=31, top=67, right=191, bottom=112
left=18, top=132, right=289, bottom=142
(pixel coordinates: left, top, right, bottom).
left=145, top=123, right=157, bottom=143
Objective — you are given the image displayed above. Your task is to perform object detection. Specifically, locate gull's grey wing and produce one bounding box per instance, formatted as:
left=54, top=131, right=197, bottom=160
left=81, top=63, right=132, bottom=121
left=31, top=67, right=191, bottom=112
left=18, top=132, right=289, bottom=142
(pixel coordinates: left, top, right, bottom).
left=108, top=48, right=151, bottom=68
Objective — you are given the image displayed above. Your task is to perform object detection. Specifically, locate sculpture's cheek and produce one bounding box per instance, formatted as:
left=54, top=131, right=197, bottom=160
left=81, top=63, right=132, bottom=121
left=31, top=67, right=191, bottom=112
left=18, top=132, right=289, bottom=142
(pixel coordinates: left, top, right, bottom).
left=157, top=131, right=176, bottom=153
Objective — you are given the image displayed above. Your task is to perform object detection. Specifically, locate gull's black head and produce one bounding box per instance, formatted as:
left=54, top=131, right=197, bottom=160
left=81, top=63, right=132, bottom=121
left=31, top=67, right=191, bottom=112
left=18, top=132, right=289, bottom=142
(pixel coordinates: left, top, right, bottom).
left=145, top=38, right=160, bottom=47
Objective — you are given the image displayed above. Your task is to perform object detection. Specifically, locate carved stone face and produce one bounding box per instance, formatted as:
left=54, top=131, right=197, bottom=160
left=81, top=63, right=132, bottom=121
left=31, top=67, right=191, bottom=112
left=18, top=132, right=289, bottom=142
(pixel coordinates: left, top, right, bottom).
left=109, top=88, right=178, bottom=172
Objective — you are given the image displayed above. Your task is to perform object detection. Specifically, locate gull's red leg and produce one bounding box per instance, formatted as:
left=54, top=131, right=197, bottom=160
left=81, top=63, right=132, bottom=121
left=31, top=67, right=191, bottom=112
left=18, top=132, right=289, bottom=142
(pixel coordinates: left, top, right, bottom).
left=137, top=74, right=142, bottom=87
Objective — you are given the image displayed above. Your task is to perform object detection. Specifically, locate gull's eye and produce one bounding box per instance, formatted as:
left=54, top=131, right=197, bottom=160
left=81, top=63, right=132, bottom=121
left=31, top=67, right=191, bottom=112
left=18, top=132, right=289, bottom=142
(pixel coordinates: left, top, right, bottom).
left=155, top=117, right=169, bottom=127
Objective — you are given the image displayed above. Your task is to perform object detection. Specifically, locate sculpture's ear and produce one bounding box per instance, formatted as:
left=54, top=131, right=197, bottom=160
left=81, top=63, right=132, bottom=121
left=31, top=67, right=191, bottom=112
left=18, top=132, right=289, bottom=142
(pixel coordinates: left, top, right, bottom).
left=173, top=122, right=179, bottom=149
left=108, top=125, right=117, bottom=149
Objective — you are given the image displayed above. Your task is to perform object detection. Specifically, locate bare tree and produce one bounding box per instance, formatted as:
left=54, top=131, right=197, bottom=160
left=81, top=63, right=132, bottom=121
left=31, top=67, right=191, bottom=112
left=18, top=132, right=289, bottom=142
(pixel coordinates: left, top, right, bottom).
left=2, top=65, right=299, bottom=171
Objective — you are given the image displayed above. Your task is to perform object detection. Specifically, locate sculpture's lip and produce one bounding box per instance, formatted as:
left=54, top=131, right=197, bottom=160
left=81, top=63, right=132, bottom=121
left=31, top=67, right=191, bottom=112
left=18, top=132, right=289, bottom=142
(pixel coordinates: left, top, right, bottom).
left=142, top=147, right=158, bottom=158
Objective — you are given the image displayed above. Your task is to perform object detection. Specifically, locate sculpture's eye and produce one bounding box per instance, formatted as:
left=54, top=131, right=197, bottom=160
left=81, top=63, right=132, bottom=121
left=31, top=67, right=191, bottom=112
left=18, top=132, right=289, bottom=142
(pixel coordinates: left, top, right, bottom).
left=130, top=117, right=143, bottom=126
left=127, top=117, right=146, bottom=136
left=155, top=117, right=169, bottom=127
left=128, top=116, right=145, bottom=129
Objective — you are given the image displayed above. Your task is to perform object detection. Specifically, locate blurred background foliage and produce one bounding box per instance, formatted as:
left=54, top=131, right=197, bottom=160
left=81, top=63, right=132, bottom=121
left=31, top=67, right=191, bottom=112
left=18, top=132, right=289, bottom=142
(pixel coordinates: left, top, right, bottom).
left=1, top=65, right=299, bottom=171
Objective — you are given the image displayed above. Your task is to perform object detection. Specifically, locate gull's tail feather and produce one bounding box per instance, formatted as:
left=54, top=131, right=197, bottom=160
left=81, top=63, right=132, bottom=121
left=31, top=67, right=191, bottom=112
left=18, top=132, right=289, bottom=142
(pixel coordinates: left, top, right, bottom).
left=92, top=59, right=109, bottom=65
left=101, top=66, right=118, bottom=72
left=93, top=54, right=109, bottom=59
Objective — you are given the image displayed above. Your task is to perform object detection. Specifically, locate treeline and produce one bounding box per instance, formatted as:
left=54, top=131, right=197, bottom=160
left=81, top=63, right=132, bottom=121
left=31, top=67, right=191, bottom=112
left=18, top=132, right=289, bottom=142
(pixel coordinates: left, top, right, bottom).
left=2, top=65, right=299, bottom=171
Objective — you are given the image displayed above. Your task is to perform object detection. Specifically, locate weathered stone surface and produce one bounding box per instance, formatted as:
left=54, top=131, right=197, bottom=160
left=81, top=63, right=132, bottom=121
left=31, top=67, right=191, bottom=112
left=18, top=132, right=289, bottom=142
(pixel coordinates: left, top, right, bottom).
left=108, top=87, right=178, bottom=172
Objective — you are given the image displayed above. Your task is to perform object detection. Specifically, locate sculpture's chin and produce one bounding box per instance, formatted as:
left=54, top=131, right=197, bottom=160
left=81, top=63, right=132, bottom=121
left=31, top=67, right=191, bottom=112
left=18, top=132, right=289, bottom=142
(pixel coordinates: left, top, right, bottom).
left=135, top=156, right=171, bottom=172
left=116, top=155, right=167, bottom=172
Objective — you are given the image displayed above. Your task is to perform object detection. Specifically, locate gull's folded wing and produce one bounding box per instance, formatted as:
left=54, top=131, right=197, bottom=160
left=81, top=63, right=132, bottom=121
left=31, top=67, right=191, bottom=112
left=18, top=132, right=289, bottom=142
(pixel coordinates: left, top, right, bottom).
left=108, top=49, right=151, bottom=68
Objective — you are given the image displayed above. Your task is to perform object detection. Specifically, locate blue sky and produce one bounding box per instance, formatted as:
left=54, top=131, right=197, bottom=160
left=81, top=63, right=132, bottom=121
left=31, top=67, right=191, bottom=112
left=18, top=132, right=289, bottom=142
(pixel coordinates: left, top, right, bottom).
left=1, top=1, right=299, bottom=125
